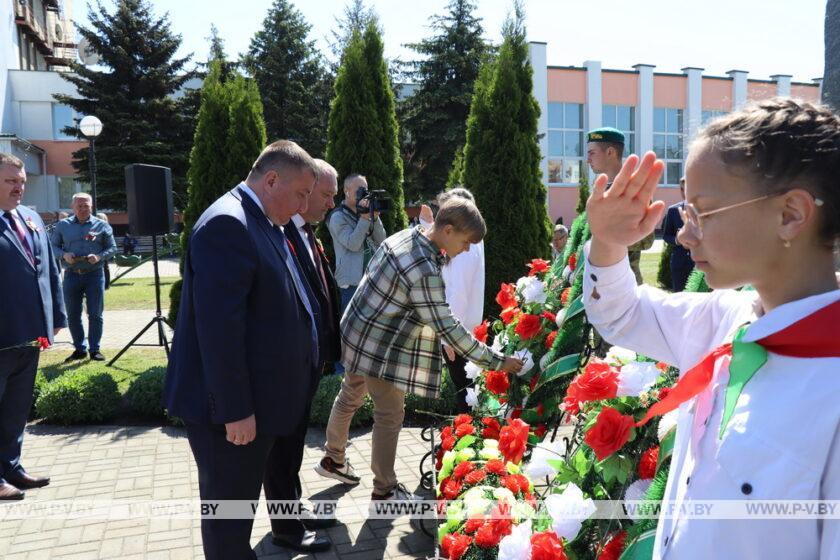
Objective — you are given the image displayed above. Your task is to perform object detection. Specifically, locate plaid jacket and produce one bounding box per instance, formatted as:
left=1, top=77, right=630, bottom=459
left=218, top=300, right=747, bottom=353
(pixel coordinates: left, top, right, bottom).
left=340, top=227, right=505, bottom=398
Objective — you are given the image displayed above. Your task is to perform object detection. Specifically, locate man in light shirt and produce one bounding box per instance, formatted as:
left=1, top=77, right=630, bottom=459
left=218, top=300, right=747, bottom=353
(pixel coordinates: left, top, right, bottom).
left=419, top=188, right=485, bottom=412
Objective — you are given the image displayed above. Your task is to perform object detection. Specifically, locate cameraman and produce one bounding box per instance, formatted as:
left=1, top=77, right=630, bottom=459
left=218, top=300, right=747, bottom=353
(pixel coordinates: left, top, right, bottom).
left=327, top=174, right=386, bottom=313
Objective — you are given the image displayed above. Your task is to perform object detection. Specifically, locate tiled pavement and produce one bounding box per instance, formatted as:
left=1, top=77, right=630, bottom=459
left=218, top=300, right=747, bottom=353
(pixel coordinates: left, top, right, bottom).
left=0, top=424, right=438, bottom=560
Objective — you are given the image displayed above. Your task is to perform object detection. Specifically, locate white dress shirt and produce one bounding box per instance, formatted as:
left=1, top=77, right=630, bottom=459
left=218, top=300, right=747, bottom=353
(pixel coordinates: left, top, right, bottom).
left=291, top=213, right=316, bottom=267
left=420, top=218, right=485, bottom=331
left=582, top=241, right=840, bottom=560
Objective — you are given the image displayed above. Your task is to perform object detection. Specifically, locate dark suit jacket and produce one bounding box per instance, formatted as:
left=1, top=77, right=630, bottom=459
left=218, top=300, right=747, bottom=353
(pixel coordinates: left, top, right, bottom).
left=164, top=186, right=320, bottom=436
left=0, top=205, right=66, bottom=348
left=662, top=202, right=694, bottom=271
left=285, top=219, right=341, bottom=366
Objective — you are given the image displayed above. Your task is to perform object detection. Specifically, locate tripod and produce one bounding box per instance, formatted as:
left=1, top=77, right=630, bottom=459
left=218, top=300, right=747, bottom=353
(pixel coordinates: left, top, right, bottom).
left=108, top=234, right=171, bottom=367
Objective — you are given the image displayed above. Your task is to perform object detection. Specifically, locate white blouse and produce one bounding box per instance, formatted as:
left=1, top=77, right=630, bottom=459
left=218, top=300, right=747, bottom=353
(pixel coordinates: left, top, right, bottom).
left=582, top=242, right=840, bottom=560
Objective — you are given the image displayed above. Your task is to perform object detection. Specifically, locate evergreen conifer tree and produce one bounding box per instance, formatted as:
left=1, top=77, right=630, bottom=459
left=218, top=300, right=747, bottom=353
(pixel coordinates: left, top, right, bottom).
left=325, top=24, right=408, bottom=235
left=55, top=0, right=193, bottom=209
left=461, top=3, right=552, bottom=311
left=400, top=0, right=490, bottom=201
left=243, top=0, right=331, bottom=157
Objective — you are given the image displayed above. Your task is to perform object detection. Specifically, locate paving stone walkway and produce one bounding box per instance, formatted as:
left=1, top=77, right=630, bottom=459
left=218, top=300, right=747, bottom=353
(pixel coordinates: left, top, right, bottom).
left=0, top=424, right=438, bottom=560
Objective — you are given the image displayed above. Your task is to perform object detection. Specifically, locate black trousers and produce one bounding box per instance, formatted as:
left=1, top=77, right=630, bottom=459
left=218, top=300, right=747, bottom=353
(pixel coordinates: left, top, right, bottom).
left=262, top=408, right=310, bottom=536
left=0, top=347, right=39, bottom=483
left=443, top=351, right=470, bottom=414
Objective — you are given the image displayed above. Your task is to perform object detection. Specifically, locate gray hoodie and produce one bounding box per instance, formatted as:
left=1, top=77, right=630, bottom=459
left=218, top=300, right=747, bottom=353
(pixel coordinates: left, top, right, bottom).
left=326, top=204, right=386, bottom=287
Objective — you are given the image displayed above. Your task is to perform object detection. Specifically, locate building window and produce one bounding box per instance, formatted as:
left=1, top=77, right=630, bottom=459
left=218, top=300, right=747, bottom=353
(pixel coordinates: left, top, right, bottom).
left=701, top=110, right=727, bottom=126
left=653, top=107, right=684, bottom=185
left=602, top=104, right=636, bottom=156
left=547, top=102, right=584, bottom=184
left=53, top=104, right=78, bottom=140
left=58, top=177, right=90, bottom=209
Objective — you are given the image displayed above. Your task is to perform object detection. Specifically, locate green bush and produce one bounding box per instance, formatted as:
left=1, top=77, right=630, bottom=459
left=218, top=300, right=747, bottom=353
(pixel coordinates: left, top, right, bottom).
left=404, top=369, right=458, bottom=419
left=657, top=243, right=674, bottom=290
left=125, top=367, right=167, bottom=419
left=36, top=370, right=120, bottom=425
left=167, top=278, right=183, bottom=328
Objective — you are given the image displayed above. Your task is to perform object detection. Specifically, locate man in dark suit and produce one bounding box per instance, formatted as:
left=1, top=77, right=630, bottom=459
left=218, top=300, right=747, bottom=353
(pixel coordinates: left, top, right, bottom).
left=163, top=140, right=325, bottom=559
left=0, top=153, right=66, bottom=500
left=266, top=160, right=341, bottom=542
left=662, top=178, right=695, bottom=291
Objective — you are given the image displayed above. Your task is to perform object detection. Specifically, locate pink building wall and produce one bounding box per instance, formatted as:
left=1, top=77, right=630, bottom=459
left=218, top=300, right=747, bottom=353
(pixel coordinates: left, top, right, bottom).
left=602, top=73, right=638, bottom=105
left=653, top=75, right=686, bottom=107
left=548, top=68, right=586, bottom=103
left=701, top=78, right=732, bottom=110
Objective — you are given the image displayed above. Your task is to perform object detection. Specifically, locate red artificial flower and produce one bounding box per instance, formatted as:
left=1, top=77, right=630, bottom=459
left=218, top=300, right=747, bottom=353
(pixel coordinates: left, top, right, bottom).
left=563, top=359, right=619, bottom=414
left=485, top=370, right=510, bottom=395
left=440, top=477, right=463, bottom=500
left=502, top=473, right=530, bottom=495
left=37, top=337, right=50, bottom=350
left=545, top=331, right=558, bottom=350
left=531, top=530, right=567, bottom=560
left=536, top=403, right=545, bottom=417
left=441, top=436, right=456, bottom=451
left=568, top=253, right=578, bottom=272
left=436, top=447, right=444, bottom=471
left=496, top=283, right=518, bottom=310
left=514, top=314, right=542, bottom=340
left=455, top=423, right=476, bottom=438
left=510, top=407, right=523, bottom=420
left=560, top=287, right=572, bottom=306
left=454, top=414, right=473, bottom=427
left=464, top=469, right=486, bottom=485
left=485, top=459, right=506, bottom=475
left=442, top=532, right=472, bottom=560
left=464, top=516, right=485, bottom=534
left=597, top=531, right=627, bottom=560
left=498, top=418, right=530, bottom=464
left=542, top=310, right=557, bottom=323
left=474, top=522, right=502, bottom=548
left=656, top=361, right=670, bottom=372
left=638, top=446, right=660, bottom=480
left=527, top=258, right=551, bottom=276
left=489, top=504, right=513, bottom=538
left=441, top=426, right=453, bottom=439
left=530, top=373, right=541, bottom=392
left=534, top=424, right=548, bottom=439
left=473, top=320, right=490, bottom=344
left=584, top=407, right=635, bottom=461
left=481, top=417, right=501, bottom=440
left=452, top=461, right=475, bottom=480
left=500, top=307, right=521, bottom=325
left=657, top=387, right=672, bottom=401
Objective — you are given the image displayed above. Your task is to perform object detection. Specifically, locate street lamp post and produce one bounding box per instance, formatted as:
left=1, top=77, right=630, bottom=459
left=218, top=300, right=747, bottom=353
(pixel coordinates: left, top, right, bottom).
left=79, top=115, right=103, bottom=214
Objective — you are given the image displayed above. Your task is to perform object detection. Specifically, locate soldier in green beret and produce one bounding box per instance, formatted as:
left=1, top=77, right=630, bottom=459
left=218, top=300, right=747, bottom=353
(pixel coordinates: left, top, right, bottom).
left=586, top=127, right=654, bottom=284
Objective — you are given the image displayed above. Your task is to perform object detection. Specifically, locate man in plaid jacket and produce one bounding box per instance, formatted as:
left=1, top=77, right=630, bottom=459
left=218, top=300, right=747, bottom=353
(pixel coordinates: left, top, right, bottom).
left=314, top=197, right=524, bottom=501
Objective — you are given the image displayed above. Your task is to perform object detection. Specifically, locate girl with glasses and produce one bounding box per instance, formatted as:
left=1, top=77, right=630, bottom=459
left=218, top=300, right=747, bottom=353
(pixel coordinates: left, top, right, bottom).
left=582, top=98, right=840, bottom=559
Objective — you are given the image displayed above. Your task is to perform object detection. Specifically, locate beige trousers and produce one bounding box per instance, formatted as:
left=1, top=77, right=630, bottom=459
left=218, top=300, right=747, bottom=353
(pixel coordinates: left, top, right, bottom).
left=324, top=371, right=406, bottom=495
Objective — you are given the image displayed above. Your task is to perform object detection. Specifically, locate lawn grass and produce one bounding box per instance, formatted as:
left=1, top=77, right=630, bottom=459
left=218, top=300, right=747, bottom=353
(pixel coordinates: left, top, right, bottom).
left=105, top=276, right=176, bottom=311
left=38, top=348, right=168, bottom=392
left=640, top=251, right=662, bottom=287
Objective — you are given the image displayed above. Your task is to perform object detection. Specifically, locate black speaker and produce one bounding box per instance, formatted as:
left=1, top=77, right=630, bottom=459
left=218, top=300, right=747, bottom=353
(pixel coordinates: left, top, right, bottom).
left=125, top=164, right=174, bottom=236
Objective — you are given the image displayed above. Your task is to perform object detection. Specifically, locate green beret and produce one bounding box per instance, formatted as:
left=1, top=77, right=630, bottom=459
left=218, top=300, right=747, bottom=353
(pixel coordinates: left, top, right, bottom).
left=587, top=127, right=625, bottom=144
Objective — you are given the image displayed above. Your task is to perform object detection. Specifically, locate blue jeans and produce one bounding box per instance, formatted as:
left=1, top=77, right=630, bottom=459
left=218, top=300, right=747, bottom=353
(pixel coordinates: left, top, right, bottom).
left=335, top=286, right=358, bottom=375
left=63, top=268, right=105, bottom=353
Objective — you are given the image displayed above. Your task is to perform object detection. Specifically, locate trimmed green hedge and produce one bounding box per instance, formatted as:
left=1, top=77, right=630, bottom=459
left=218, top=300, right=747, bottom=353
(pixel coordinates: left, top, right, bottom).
left=125, top=367, right=167, bottom=419
left=36, top=370, right=121, bottom=424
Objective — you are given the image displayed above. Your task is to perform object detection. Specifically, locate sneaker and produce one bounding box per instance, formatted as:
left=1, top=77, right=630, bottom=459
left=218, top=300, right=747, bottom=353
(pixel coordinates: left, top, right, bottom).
left=314, top=457, right=361, bottom=486
left=89, top=351, right=106, bottom=361
left=64, top=350, right=87, bottom=363
left=371, top=483, right=418, bottom=502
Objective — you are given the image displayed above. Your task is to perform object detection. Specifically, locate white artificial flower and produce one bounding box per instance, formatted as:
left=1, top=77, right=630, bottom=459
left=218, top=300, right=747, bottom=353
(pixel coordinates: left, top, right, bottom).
left=492, top=332, right=510, bottom=353
left=623, top=479, right=653, bottom=521
left=525, top=438, right=567, bottom=480
left=606, top=346, right=637, bottom=365
left=479, top=445, right=501, bottom=460
left=554, top=307, right=567, bottom=328
left=544, top=483, right=596, bottom=541
left=517, top=276, right=548, bottom=305
left=513, top=349, right=535, bottom=377
left=658, top=409, right=679, bottom=442
left=465, top=387, right=479, bottom=409
left=465, top=362, right=483, bottom=380
left=463, top=486, right=493, bottom=517
left=616, top=361, right=661, bottom=397
left=498, top=520, right=532, bottom=560
left=493, top=487, right=518, bottom=508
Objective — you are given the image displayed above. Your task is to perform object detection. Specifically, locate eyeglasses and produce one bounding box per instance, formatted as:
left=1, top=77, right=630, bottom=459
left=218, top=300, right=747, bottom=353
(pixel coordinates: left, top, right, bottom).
left=679, top=191, right=824, bottom=240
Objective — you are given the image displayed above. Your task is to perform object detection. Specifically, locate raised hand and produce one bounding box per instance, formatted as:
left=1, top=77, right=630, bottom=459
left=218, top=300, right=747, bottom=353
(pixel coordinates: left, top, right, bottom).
left=586, top=152, right=666, bottom=267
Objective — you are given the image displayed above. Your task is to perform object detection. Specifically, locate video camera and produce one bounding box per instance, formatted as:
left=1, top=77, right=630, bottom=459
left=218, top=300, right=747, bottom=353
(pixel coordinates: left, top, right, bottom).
left=356, top=186, right=392, bottom=214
